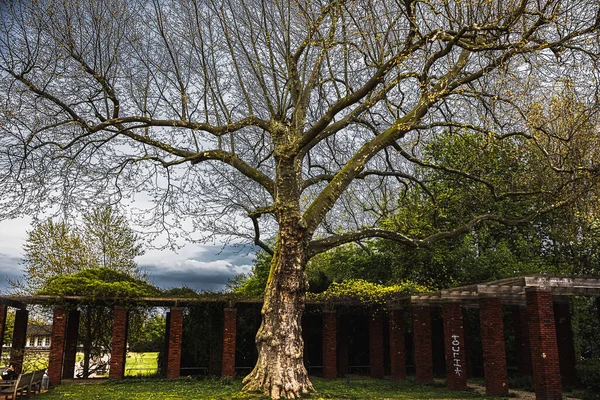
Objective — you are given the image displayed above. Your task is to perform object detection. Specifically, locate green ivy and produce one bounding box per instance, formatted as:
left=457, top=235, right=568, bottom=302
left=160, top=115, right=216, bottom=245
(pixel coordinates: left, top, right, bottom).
left=309, top=279, right=428, bottom=307
left=38, top=267, right=161, bottom=301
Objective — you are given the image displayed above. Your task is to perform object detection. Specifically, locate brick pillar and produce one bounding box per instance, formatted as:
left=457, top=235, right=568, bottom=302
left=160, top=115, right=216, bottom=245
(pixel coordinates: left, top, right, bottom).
left=389, top=309, right=406, bottom=380
left=48, top=307, right=68, bottom=385
left=369, top=313, right=385, bottom=378
left=337, top=314, right=349, bottom=376
left=513, top=305, right=533, bottom=376
left=62, top=310, right=80, bottom=379
left=526, top=288, right=562, bottom=400
left=10, top=308, right=28, bottom=374
left=322, top=310, right=337, bottom=379
left=413, top=305, right=433, bottom=383
left=480, top=297, right=509, bottom=396
left=0, top=305, right=7, bottom=361
left=442, top=302, right=467, bottom=391
left=222, top=308, right=237, bottom=377
left=109, top=306, right=129, bottom=380
left=553, top=301, right=576, bottom=387
left=166, top=307, right=184, bottom=379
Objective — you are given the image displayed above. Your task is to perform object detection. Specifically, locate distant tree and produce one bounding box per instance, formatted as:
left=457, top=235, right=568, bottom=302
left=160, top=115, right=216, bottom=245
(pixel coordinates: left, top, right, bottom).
left=15, top=220, right=95, bottom=293
left=17, top=207, right=147, bottom=378
left=82, top=206, right=145, bottom=277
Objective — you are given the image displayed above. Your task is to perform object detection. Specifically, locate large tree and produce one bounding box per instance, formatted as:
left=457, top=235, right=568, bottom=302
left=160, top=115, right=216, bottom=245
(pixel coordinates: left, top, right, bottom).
left=1, top=0, right=599, bottom=397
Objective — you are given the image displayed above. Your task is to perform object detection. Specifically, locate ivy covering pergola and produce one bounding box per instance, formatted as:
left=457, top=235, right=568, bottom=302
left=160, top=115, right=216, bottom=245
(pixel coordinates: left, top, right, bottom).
left=1, top=275, right=599, bottom=400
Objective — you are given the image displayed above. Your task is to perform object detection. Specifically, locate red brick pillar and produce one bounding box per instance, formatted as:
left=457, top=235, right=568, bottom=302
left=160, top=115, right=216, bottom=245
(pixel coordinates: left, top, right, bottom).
left=369, top=313, right=385, bottom=378
left=553, top=301, right=576, bottom=387
left=62, top=310, right=80, bottom=379
left=389, top=309, right=406, bottom=380
left=413, top=305, right=433, bottom=383
left=166, top=307, right=184, bottom=379
left=0, top=305, right=7, bottom=361
left=48, top=307, right=68, bottom=385
left=480, top=297, right=509, bottom=396
left=10, top=308, right=28, bottom=374
left=322, top=310, right=337, bottom=379
left=513, top=305, right=533, bottom=376
left=109, top=306, right=129, bottom=380
left=442, top=302, right=467, bottom=391
left=222, top=308, right=237, bottom=377
left=526, top=288, right=562, bottom=400
left=337, top=314, right=349, bottom=376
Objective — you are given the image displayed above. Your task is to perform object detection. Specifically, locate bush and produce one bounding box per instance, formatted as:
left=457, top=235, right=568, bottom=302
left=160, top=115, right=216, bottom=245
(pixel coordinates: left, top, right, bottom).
left=577, top=358, right=600, bottom=390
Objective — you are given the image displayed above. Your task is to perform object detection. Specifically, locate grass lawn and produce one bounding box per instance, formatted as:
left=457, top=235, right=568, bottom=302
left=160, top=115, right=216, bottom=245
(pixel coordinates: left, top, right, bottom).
left=36, top=376, right=510, bottom=399
left=125, top=352, right=159, bottom=376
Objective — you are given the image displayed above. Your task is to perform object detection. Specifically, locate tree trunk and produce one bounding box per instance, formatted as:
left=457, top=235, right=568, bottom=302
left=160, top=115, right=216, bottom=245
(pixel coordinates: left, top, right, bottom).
left=242, top=227, right=313, bottom=398
left=242, top=138, right=314, bottom=399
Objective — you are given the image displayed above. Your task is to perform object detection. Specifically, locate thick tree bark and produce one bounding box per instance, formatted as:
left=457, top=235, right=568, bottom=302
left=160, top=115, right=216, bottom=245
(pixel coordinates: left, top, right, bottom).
left=243, top=151, right=314, bottom=398
left=242, top=227, right=313, bottom=398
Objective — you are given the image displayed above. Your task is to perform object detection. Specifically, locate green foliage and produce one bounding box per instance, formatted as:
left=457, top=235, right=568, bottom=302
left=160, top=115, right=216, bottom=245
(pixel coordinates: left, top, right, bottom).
left=309, top=279, right=428, bottom=307
left=230, top=251, right=272, bottom=297
left=19, top=220, right=96, bottom=292
left=128, top=316, right=166, bottom=353
left=38, top=267, right=160, bottom=300
left=17, top=206, right=146, bottom=294
left=83, top=206, right=145, bottom=277
left=576, top=358, right=600, bottom=391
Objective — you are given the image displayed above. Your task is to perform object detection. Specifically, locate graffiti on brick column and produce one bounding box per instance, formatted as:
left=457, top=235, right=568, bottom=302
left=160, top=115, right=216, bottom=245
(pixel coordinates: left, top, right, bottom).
left=451, top=334, right=462, bottom=376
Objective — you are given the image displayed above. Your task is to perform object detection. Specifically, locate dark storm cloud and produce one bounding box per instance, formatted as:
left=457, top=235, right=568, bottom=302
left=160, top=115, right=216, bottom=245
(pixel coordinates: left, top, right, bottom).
left=138, top=244, right=256, bottom=292
left=0, top=253, right=22, bottom=293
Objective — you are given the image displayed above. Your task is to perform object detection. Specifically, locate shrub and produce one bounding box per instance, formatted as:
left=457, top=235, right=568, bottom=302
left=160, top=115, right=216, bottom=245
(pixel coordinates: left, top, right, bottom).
left=576, top=357, right=600, bottom=390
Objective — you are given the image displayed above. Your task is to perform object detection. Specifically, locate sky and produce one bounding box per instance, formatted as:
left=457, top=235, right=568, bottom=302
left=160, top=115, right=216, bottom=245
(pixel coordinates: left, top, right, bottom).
left=0, top=217, right=256, bottom=294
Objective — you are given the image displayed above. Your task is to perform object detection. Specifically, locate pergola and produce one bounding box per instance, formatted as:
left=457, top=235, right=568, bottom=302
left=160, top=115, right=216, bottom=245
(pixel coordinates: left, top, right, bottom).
left=1, top=274, right=599, bottom=400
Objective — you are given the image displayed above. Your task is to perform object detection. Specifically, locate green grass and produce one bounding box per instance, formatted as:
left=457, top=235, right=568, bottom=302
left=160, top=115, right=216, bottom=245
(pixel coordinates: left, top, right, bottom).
left=36, top=376, right=508, bottom=399
left=125, top=352, right=159, bottom=376
left=72, top=352, right=159, bottom=377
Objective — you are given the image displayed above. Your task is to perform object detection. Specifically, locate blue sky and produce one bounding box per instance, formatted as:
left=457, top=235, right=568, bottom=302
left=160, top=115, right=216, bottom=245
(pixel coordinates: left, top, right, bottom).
left=0, top=217, right=256, bottom=294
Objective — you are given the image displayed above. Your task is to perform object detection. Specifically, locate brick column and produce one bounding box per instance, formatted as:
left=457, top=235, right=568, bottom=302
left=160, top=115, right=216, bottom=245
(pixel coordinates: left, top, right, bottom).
left=526, top=288, right=562, bottom=400
left=0, top=305, right=7, bottom=361
left=48, top=307, right=68, bottom=385
left=480, top=297, right=509, bottom=396
left=62, top=310, right=80, bottom=379
left=553, top=301, right=576, bottom=387
left=166, top=307, right=184, bottom=378
left=389, top=309, right=406, bottom=380
left=413, top=305, right=433, bottom=383
left=222, top=308, right=237, bottom=377
left=337, top=314, right=349, bottom=376
left=369, top=313, right=385, bottom=378
left=322, top=310, right=337, bottom=379
left=109, top=306, right=129, bottom=380
left=10, top=308, right=28, bottom=374
left=442, top=302, right=467, bottom=391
